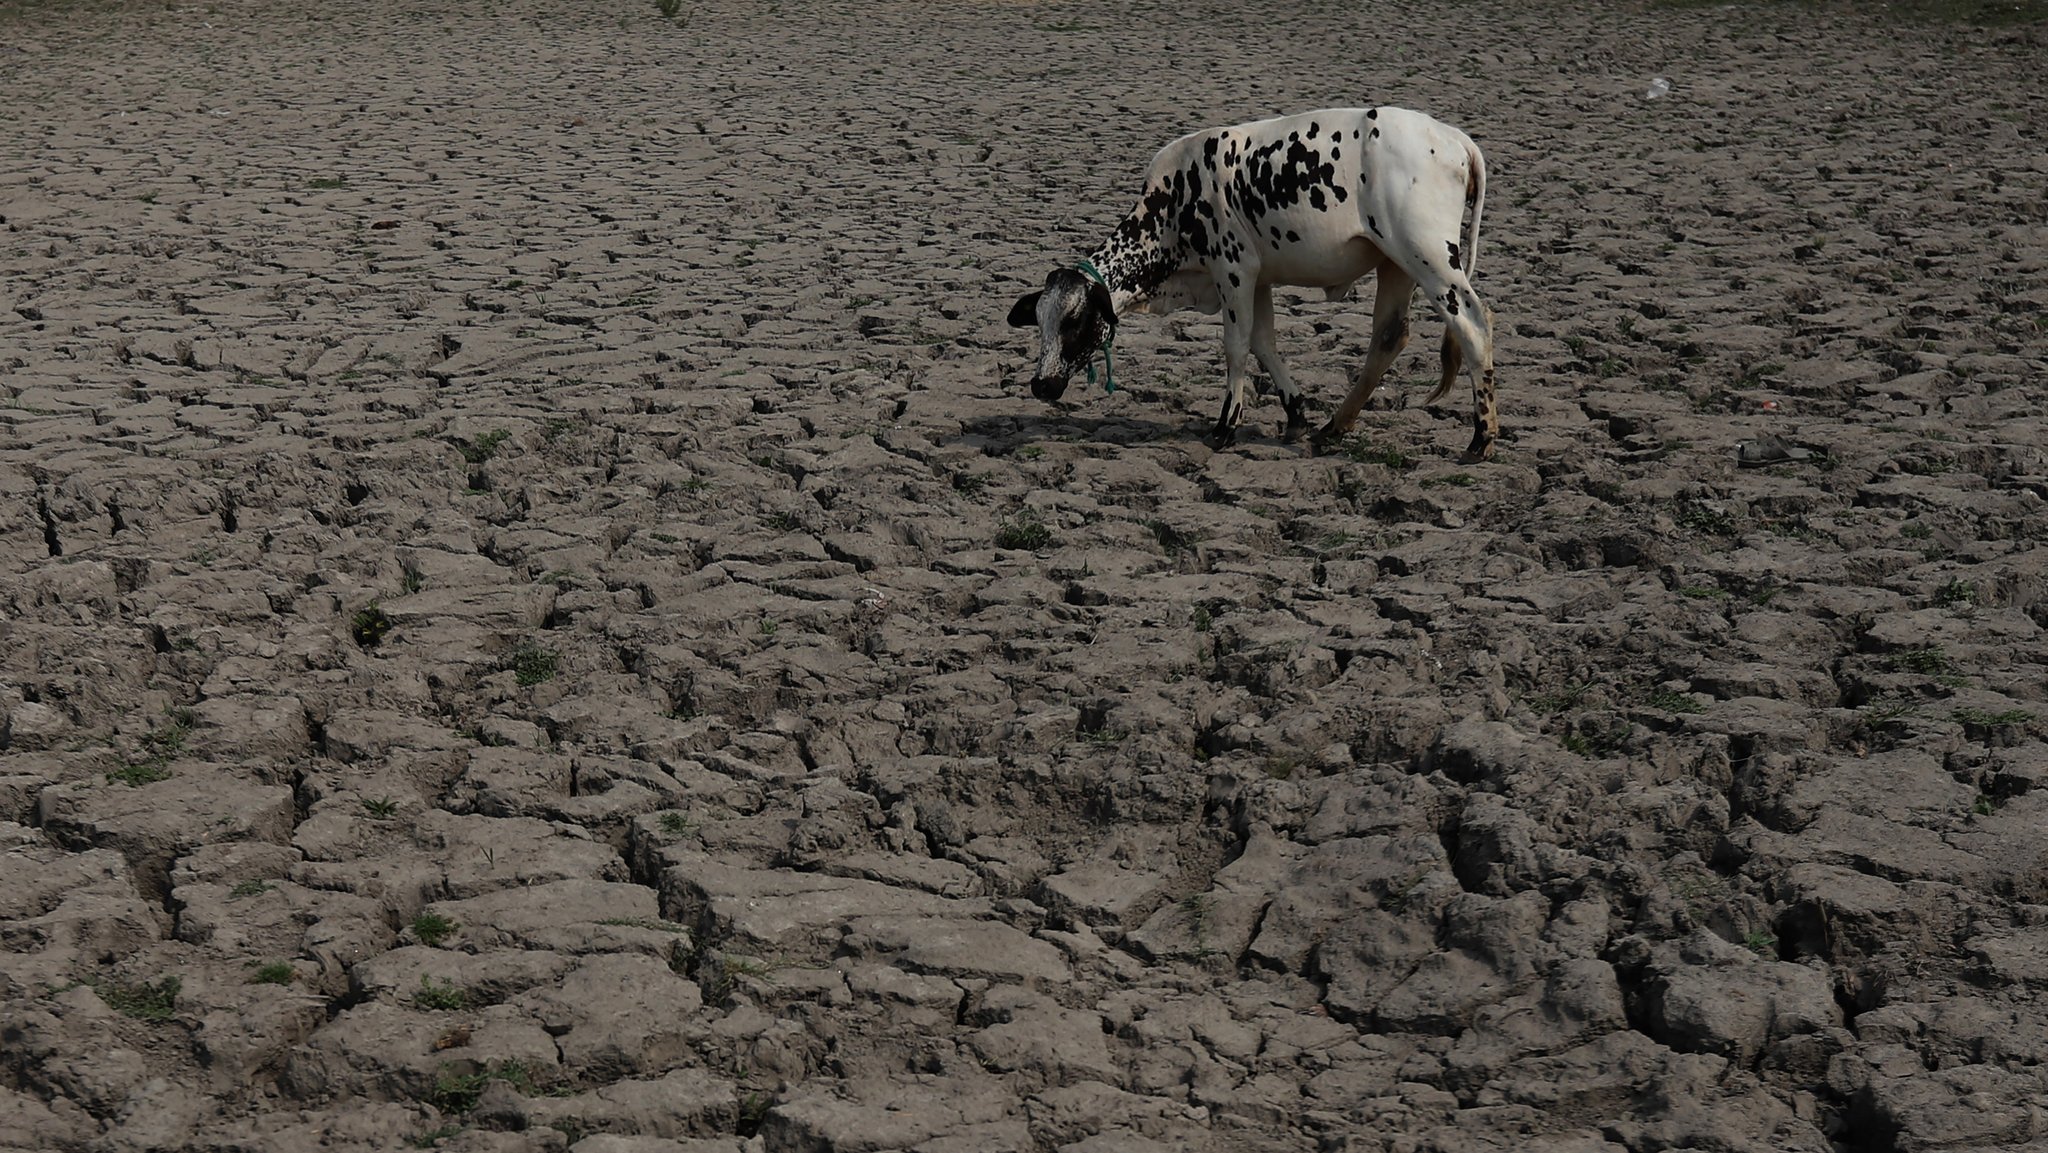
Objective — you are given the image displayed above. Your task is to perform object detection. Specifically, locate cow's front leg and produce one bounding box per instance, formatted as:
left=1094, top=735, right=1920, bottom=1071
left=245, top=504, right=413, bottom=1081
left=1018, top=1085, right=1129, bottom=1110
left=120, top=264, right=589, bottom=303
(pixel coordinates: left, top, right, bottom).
left=1249, top=282, right=1307, bottom=442
left=1209, top=275, right=1257, bottom=449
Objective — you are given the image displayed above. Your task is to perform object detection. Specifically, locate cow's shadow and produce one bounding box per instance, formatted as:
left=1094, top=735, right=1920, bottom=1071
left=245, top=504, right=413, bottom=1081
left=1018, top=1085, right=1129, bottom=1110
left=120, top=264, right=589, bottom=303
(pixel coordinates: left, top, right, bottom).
left=945, top=410, right=1196, bottom=455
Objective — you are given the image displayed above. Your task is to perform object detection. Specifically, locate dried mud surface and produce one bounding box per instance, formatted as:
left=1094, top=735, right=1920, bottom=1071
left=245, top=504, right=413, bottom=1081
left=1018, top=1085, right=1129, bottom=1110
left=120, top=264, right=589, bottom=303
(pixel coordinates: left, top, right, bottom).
left=3, top=1, right=2047, bottom=1150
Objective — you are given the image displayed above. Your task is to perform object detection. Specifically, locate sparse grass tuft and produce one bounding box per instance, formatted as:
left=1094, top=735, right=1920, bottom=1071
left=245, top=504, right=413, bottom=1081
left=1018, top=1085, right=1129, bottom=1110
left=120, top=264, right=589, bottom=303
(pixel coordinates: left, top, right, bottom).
left=429, top=1059, right=540, bottom=1114
left=1341, top=436, right=1415, bottom=471
left=407, top=1124, right=466, bottom=1149
left=1744, top=931, right=1778, bottom=957
left=1953, top=707, right=2034, bottom=727
left=351, top=604, right=392, bottom=647
left=509, top=641, right=557, bottom=686
left=1936, top=578, right=1978, bottom=608
left=1647, top=690, right=1704, bottom=714
left=109, top=709, right=192, bottom=786
left=412, top=913, right=458, bottom=948
left=413, top=976, right=470, bottom=1011
left=1673, top=498, right=1736, bottom=536
left=995, top=511, right=1055, bottom=551
left=658, top=811, right=694, bottom=838
left=361, top=795, right=398, bottom=819
left=93, top=976, right=180, bottom=1022
left=229, top=879, right=273, bottom=899
left=250, top=961, right=295, bottom=985
left=1888, top=646, right=1958, bottom=677
left=453, top=428, right=512, bottom=464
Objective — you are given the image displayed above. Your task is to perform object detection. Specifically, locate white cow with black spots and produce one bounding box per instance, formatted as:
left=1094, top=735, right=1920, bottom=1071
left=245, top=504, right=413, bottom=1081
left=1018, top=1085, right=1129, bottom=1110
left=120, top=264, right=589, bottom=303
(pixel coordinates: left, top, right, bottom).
left=1008, top=106, right=1498, bottom=460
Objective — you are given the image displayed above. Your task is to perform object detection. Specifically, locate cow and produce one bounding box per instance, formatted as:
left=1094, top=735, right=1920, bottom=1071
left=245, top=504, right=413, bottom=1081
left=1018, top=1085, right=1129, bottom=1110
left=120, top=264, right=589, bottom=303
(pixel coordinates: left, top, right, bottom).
left=1007, top=106, right=1497, bottom=460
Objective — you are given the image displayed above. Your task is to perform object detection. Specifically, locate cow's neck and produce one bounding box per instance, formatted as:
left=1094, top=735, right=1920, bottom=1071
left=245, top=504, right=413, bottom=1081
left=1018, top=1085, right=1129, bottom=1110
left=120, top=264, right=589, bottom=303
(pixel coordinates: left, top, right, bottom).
left=1084, top=205, right=1179, bottom=314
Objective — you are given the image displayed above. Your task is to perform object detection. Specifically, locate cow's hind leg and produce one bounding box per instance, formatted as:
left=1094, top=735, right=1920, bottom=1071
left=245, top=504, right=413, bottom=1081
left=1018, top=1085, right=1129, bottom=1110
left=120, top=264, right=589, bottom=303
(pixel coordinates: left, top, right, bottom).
left=1311, top=263, right=1415, bottom=450
left=1250, top=283, right=1308, bottom=442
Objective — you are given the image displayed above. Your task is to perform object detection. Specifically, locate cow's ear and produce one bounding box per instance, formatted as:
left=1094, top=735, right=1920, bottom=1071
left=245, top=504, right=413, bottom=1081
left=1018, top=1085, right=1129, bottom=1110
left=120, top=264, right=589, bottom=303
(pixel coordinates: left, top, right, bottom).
left=1007, top=292, right=1042, bottom=328
left=1086, top=280, right=1115, bottom=329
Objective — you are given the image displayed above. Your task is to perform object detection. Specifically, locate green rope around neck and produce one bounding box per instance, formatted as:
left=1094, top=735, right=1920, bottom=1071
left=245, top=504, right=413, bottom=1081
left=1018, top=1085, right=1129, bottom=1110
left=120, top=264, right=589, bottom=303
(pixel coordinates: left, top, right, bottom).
left=1073, top=259, right=1116, bottom=394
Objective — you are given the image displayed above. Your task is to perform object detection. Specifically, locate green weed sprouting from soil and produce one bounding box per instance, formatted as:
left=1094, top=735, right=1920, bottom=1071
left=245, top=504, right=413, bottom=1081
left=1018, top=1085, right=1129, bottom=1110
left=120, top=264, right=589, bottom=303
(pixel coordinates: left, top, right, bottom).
left=1887, top=646, right=1959, bottom=677
left=1341, top=436, right=1415, bottom=471
left=429, top=1059, right=540, bottom=1113
left=229, top=879, right=273, bottom=899
left=1647, top=690, right=1704, bottom=714
left=250, top=962, right=295, bottom=985
left=1952, top=707, right=2034, bottom=727
left=995, top=511, right=1054, bottom=551
left=509, top=641, right=557, bottom=686
left=412, top=913, right=458, bottom=947
left=108, top=708, right=193, bottom=786
left=413, top=976, right=470, bottom=1010
left=93, top=976, right=181, bottom=1022
left=351, top=604, right=392, bottom=647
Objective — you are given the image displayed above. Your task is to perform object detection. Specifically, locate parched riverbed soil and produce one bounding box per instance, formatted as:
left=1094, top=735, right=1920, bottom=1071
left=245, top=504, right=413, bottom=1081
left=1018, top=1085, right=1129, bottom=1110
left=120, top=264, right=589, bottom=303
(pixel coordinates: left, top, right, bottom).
left=3, top=1, right=2047, bottom=1150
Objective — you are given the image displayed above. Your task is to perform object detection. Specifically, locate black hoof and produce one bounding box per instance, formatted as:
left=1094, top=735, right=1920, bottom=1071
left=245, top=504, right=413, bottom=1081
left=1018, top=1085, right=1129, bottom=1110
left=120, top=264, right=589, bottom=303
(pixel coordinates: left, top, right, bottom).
left=1282, top=398, right=1308, bottom=444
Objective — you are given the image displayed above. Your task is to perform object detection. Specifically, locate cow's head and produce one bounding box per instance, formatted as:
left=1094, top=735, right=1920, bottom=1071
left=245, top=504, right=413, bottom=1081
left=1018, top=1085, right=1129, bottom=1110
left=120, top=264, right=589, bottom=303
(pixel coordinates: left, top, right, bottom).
left=1008, top=267, right=1115, bottom=403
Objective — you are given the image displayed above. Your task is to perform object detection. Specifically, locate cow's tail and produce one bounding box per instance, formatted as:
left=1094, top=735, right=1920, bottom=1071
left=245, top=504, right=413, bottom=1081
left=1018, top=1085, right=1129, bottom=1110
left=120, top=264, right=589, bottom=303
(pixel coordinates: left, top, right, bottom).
left=1424, top=137, right=1488, bottom=407
left=1460, top=136, right=1485, bottom=280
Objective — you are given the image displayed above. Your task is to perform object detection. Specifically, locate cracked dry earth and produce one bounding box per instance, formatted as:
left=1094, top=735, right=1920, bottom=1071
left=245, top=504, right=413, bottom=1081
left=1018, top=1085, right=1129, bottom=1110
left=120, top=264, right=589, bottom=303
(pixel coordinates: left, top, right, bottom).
left=2, top=1, right=2047, bottom=1151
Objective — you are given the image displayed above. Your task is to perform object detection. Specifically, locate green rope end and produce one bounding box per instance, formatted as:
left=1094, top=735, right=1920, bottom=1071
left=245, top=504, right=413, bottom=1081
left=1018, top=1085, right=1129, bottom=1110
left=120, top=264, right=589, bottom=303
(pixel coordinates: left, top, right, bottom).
left=1073, top=260, right=1116, bottom=395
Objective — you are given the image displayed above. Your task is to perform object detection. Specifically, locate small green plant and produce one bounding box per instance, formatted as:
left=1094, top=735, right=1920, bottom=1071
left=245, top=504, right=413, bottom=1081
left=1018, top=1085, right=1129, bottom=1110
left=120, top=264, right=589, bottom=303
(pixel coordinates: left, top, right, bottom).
left=737, top=1092, right=773, bottom=1137
left=952, top=471, right=991, bottom=496
left=597, top=917, right=689, bottom=933
left=1342, top=437, right=1415, bottom=471
left=250, top=961, right=295, bottom=985
left=107, top=762, right=173, bottom=787
left=1862, top=694, right=1918, bottom=724
left=1192, top=605, right=1212, bottom=632
left=414, top=976, right=470, bottom=1010
left=658, top=811, right=694, bottom=838
left=402, top=568, right=426, bottom=594
left=995, top=511, right=1054, bottom=551
left=758, top=616, right=779, bottom=636
left=1647, top=690, right=1703, bottom=714
left=1953, top=707, right=2034, bottom=727
left=1744, top=931, right=1777, bottom=957
left=1016, top=445, right=1044, bottom=461
left=407, top=1125, right=466, bottom=1149
left=1888, top=646, right=1958, bottom=677
left=229, top=879, right=273, bottom=899
left=1078, top=726, right=1127, bottom=747
left=362, top=796, right=399, bottom=819
left=455, top=428, right=512, bottom=464
left=1673, top=498, right=1736, bottom=536
left=1533, top=682, right=1592, bottom=715
left=509, top=641, right=557, bottom=686
left=93, top=976, right=181, bottom=1022
left=1900, top=522, right=1933, bottom=540
left=413, top=913, right=458, bottom=947
left=1936, top=578, right=1978, bottom=608
left=428, top=1059, right=539, bottom=1113
left=1973, top=794, right=2000, bottom=817
left=108, top=709, right=193, bottom=786
left=351, top=604, right=392, bottom=647
left=308, top=176, right=346, bottom=189
left=762, top=511, right=802, bottom=533
left=1179, top=894, right=1216, bottom=955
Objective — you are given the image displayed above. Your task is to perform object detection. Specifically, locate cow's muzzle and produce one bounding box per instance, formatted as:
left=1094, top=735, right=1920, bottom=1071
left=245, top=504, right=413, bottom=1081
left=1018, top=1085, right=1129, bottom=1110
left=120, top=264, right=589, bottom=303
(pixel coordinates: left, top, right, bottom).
left=1029, top=375, right=1070, bottom=403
